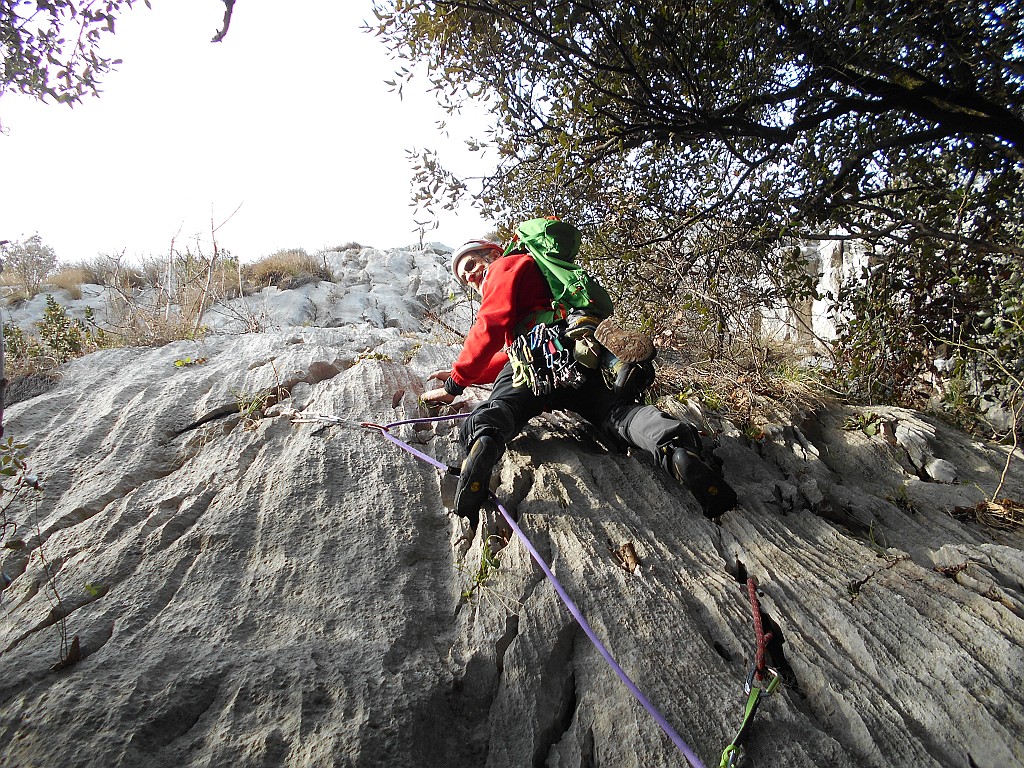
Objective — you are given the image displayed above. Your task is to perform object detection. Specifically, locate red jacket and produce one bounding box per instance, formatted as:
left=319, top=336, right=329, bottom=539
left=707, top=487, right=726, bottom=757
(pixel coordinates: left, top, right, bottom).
left=450, top=253, right=552, bottom=387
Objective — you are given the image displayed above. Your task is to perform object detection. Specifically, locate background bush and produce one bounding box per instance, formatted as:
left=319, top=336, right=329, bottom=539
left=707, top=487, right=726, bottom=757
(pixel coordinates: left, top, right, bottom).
left=2, top=235, right=58, bottom=297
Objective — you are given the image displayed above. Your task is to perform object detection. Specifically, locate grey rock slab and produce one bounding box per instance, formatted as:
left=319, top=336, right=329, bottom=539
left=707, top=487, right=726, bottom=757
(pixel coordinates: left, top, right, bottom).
left=0, top=331, right=1020, bottom=768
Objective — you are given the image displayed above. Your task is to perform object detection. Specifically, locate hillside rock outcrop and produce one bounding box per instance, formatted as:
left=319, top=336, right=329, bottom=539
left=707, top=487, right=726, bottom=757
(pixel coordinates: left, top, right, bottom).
left=0, top=250, right=1021, bottom=768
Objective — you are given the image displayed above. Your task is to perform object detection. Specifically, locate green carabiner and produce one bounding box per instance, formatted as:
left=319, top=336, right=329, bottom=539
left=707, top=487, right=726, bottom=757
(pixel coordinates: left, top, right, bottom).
left=720, top=666, right=781, bottom=768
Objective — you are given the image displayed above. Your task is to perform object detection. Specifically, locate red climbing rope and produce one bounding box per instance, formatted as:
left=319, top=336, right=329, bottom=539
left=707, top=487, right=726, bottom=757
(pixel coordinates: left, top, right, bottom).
left=746, top=578, right=773, bottom=683
left=720, top=578, right=781, bottom=767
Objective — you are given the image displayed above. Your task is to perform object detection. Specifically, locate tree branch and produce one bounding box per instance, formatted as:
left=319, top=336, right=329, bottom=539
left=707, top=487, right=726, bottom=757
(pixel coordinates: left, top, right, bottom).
left=211, top=0, right=235, bottom=43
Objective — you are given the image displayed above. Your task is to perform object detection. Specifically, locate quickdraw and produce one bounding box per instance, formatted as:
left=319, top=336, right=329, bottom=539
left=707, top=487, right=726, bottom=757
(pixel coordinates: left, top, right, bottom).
left=720, top=578, right=780, bottom=768
left=508, top=323, right=584, bottom=395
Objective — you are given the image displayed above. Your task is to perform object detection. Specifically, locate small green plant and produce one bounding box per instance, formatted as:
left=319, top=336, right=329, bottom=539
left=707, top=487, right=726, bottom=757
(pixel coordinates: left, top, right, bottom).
left=0, top=437, right=30, bottom=475
left=0, top=437, right=38, bottom=533
left=886, top=484, right=916, bottom=514
left=355, top=350, right=393, bottom=363
left=80, top=307, right=116, bottom=350
left=866, top=521, right=889, bottom=558
left=941, top=369, right=973, bottom=410
left=460, top=538, right=502, bottom=603
left=174, top=356, right=208, bottom=368
left=83, top=582, right=109, bottom=598
left=402, top=342, right=422, bottom=365
left=842, top=411, right=881, bottom=436
left=0, top=439, right=72, bottom=668
left=847, top=579, right=863, bottom=601
left=3, top=324, right=30, bottom=361
left=700, top=390, right=728, bottom=412
left=3, top=301, right=113, bottom=380
left=232, top=388, right=271, bottom=429
left=672, top=384, right=699, bottom=403
left=740, top=420, right=767, bottom=442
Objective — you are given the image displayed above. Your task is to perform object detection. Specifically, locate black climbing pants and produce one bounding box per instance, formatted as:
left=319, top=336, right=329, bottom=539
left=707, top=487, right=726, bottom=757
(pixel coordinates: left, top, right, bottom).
left=458, top=362, right=700, bottom=470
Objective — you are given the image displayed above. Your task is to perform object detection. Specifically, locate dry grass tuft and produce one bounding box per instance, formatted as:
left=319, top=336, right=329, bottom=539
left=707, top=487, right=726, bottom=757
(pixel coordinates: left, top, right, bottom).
left=3, top=288, right=31, bottom=306
left=60, top=259, right=110, bottom=285
left=49, top=267, right=88, bottom=298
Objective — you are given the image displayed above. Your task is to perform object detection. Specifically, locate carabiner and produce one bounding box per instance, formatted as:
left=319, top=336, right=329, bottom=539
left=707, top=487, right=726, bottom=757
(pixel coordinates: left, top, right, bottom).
left=745, top=665, right=781, bottom=696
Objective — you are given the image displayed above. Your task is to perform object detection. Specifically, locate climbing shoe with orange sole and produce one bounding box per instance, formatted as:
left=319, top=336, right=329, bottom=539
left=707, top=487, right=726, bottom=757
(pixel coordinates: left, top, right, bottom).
left=670, top=446, right=737, bottom=519
left=455, top=435, right=501, bottom=531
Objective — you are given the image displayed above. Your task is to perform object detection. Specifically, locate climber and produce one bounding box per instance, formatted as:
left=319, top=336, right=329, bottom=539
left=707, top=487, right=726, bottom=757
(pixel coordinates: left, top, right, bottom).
left=421, top=231, right=737, bottom=531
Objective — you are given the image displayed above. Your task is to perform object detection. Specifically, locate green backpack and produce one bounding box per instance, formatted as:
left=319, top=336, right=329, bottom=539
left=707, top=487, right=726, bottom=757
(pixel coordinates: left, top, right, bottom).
left=504, top=218, right=614, bottom=321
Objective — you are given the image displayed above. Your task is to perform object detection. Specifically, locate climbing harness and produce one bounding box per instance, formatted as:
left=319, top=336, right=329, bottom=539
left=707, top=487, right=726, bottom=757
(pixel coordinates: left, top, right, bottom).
left=719, top=578, right=780, bottom=768
left=293, top=410, right=709, bottom=768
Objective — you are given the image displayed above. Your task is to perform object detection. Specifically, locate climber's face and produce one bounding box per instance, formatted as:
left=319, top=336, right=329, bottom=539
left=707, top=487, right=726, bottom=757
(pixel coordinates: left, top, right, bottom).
left=455, top=250, right=493, bottom=294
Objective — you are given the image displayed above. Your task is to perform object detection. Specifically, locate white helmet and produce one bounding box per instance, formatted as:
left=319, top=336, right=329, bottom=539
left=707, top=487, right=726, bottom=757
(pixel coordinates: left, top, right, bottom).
left=451, top=240, right=502, bottom=284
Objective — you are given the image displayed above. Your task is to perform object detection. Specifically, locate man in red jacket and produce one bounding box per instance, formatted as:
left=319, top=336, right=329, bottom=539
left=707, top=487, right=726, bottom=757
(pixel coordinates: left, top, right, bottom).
left=422, top=237, right=736, bottom=530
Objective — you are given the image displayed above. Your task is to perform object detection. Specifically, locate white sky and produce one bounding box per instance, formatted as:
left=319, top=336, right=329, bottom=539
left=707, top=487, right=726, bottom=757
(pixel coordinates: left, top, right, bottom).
left=0, top=0, right=495, bottom=264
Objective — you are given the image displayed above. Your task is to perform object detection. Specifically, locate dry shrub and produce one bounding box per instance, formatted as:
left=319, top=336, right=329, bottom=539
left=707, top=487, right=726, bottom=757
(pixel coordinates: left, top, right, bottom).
left=136, top=257, right=166, bottom=288
left=952, top=498, right=1024, bottom=532
left=594, top=242, right=831, bottom=431
left=158, top=253, right=243, bottom=300
left=0, top=271, right=29, bottom=305
left=46, top=255, right=148, bottom=292
left=98, top=249, right=244, bottom=344
left=95, top=256, right=150, bottom=290
left=2, top=245, right=268, bottom=388
left=243, top=249, right=332, bottom=289
left=101, top=293, right=201, bottom=346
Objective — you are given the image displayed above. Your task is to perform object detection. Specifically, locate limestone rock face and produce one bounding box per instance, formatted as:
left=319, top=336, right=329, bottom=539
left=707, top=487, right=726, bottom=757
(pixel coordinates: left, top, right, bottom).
left=0, top=329, right=1021, bottom=768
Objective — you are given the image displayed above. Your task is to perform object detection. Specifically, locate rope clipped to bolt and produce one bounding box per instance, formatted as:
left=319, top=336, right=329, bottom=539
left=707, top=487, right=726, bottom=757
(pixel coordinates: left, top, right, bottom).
left=720, top=577, right=781, bottom=768
left=294, top=411, right=709, bottom=768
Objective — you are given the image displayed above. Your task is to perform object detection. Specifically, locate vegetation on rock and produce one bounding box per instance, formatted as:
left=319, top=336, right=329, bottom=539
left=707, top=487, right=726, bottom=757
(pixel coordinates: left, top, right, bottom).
left=373, top=0, right=1022, bottom=427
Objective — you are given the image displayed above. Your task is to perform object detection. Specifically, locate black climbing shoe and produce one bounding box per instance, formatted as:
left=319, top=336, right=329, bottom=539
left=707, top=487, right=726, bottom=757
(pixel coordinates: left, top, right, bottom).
left=669, top=446, right=737, bottom=519
left=455, top=435, right=501, bottom=531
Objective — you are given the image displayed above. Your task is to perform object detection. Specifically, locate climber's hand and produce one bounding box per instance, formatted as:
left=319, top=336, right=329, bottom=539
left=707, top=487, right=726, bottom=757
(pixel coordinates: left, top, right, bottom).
left=421, top=387, right=456, bottom=407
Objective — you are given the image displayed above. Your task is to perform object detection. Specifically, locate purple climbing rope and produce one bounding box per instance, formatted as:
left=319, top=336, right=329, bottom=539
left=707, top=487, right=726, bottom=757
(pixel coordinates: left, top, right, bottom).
left=358, top=414, right=708, bottom=768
